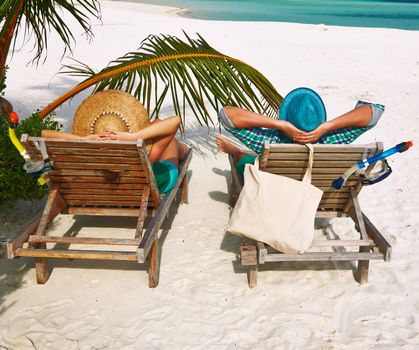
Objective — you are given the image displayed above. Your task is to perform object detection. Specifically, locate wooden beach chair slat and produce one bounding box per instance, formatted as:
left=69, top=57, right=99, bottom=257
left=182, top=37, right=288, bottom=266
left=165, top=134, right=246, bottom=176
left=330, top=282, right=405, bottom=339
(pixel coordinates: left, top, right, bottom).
left=232, top=142, right=391, bottom=287
left=5, top=136, right=192, bottom=287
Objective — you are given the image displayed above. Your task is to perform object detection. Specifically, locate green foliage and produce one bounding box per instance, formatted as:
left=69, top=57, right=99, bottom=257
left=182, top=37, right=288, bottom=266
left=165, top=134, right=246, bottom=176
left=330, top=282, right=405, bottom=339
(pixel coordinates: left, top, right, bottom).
left=0, top=65, right=7, bottom=95
left=0, top=112, right=62, bottom=201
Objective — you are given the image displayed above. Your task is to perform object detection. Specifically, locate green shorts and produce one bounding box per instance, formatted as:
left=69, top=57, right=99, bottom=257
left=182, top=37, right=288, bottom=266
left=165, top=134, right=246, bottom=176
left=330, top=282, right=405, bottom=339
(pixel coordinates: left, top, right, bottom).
left=152, top=160, right=179, bottom=194
left=236, top=154, right=257, bottom=175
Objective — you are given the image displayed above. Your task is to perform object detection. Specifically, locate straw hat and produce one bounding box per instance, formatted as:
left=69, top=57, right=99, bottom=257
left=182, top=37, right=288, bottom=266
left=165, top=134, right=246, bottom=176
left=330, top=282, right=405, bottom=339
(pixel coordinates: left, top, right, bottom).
left=279, top=87, right=327, bottom=132
left=72, top=90, right=150, bottom=136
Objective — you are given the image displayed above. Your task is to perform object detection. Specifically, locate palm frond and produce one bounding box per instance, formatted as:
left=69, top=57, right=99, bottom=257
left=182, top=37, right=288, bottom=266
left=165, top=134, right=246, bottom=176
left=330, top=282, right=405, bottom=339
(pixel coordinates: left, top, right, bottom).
left=39, top=33, right=283, bottom=126
left=0, top=0, right=101, bottom=65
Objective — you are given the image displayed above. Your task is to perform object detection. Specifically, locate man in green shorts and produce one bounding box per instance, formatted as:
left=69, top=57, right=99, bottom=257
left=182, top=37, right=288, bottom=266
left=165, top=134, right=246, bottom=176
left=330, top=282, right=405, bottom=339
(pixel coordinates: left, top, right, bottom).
left=216, top=88, right=384, bottom=174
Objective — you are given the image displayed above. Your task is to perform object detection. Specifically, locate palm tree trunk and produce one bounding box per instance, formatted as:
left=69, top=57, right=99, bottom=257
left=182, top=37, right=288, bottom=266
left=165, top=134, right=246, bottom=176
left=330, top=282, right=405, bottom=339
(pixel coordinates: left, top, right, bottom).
left=0, top=0, right=24, bottom=78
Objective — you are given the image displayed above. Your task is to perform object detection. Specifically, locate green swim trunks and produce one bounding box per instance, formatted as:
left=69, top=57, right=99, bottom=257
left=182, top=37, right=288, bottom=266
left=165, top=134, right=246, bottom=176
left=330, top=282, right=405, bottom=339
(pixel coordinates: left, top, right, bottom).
left=152, top=160, right=179, bottom=194
left=236, top=154, right=257, bottom=175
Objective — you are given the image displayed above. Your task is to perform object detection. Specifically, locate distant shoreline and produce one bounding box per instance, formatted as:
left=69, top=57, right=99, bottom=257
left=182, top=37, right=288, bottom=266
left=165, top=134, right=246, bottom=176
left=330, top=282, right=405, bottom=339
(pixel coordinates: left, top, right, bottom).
left=110, top=0, right=419, bottom=31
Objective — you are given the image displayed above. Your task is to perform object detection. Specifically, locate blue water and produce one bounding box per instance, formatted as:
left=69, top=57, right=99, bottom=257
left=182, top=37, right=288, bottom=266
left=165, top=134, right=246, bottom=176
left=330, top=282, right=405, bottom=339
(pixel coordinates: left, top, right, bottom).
left=112, top=0, right=419, bottom=30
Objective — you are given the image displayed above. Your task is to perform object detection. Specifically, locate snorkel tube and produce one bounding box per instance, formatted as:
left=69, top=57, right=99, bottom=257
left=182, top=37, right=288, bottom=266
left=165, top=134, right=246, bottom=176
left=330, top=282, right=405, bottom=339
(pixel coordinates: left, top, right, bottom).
left=8, top=112, right=52, bottom=185
left=332, top=141, right=413, bottom=190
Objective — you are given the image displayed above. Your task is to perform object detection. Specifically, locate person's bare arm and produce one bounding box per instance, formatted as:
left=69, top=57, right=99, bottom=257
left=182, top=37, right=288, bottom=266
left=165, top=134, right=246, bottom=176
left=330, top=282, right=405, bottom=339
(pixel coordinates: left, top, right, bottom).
left=109, top=116, right=181, bottom=141
left=41, top=130, right=110, bottom=141
left=293, top=104, right=372, bottom=143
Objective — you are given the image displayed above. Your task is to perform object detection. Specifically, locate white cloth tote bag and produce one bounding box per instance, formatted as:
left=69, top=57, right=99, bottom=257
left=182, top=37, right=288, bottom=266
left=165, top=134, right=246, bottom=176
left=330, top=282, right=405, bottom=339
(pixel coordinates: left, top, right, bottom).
left=228, top=144, right=323, bottom=254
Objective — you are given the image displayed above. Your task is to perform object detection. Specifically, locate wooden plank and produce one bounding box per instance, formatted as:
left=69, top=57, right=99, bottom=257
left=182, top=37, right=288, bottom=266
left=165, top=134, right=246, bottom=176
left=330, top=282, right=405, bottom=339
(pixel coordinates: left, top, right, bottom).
left=148, top=239, right=160, bottom=288
left=240, top=244, right=258, bottom=265
left=36, top=187, right=60, bottom=236
left=248, top=265, right=258, bottom=288
left=7, top=213, right=41, bottom=258
left=263, top=167, right=359, bottom=176
left=319, top=198, right=347, bottom=206
left=320, top=191, right=351, bottom=199
left=64, top=199, right=150, bottom=206
left=49, top=175, right=148, bottom=184
left=34, top=187, right=62, bottom=284
left=15, top=248, right=138, bottom=261
left=137, top=149, right=192, bottom=262
left=263, top=172, right=359, bottom=180
left=316, top=210, right=346, bottom=218
left=310, top=239, right=375, bottom=247
left=49, top=154, right=142, bottom=164
left=360, top=213, right=392, bottom=262
left=60, top=182, right=147, bottom=190
left=257, top=241, right=267, bottom=264
left=30, top=137, right=139, bottom=149
left=137, top=141, right=161, bottom=207
left=264, top=252, right=383, bottom=262
left=66, top=207, right=144, bottom=216
left=135, top=187, right=150, bottom=239
left=28, top=236, right=140, bottom=246
left=267, top=143, right=378, bottom=153
left=266, top=153, right=371, bottom=161
left=228, top=154, right=242, bottom=207
left=349, top=189, right=368, bottom=240
left=181, top=171, right=189, bottom=204
left=51, top=162, right=144, bottom=171
left=62, top=194, right=143, bottom=201
left=266, top=160, right=358, bottom=168
left=260, top=141, right=270, bottom=168
left=60, top=188, right=146, bottom=196
left=37, top=147, right=140, bottom=157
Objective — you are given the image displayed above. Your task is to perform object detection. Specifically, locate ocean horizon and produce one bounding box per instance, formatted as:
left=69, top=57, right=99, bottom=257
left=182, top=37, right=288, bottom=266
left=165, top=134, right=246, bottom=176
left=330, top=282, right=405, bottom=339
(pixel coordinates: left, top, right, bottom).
left=112, top=0, right=419, bottom=30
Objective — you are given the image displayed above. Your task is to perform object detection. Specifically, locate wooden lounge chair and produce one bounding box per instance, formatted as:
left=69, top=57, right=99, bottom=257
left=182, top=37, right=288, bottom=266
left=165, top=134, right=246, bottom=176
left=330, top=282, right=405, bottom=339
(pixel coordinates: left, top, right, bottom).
left=229, top=141, right=391, bottom=287
left=3, top=135, right=192, bottom=287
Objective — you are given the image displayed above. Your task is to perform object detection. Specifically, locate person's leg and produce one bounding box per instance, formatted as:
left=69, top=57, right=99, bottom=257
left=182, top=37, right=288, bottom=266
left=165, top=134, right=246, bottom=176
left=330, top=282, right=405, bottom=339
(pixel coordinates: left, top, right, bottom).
left=146, top=118, right=189, bottom=194
left=216, top=135, right=257, bottom=175
left=140, top=117, right=181, bottom=165
left=155, top=137, right=189, bottom=167
left=215, top=135, right=249, bottom=163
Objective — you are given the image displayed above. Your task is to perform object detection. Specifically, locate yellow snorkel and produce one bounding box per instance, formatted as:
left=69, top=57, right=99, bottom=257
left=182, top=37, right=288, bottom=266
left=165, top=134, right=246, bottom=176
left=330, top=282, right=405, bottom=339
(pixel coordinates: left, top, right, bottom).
left=8, top=112, right=51, bottom=186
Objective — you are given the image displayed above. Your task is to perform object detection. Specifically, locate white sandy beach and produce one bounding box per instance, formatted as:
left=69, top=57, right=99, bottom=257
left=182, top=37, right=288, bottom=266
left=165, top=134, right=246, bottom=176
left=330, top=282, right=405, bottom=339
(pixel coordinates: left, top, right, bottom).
left=1, top=1, right=419, bottom=348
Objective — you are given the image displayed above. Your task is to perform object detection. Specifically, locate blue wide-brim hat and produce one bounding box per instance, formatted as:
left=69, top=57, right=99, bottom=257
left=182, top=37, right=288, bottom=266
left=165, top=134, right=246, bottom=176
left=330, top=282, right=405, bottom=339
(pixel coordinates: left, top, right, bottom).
left=279, top=87, right=327, bottom=132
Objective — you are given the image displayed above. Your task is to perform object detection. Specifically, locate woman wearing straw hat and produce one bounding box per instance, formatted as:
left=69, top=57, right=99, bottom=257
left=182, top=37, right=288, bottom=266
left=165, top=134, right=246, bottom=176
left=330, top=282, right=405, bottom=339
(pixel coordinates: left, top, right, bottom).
left=42, top=90, right=189, bottom=194
left=216, top=87, right=384, bottom=173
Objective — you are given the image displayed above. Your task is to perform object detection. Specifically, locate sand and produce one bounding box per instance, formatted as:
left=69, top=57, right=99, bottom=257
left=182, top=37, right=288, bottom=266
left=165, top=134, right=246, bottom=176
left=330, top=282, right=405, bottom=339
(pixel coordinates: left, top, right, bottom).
left=1, top=1, right=419, bottom=348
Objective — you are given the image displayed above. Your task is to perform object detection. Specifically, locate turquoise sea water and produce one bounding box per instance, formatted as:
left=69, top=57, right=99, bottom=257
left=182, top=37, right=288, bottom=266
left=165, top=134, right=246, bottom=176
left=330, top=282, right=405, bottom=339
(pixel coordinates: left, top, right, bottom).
left=113, top=0, right=419, bottom=30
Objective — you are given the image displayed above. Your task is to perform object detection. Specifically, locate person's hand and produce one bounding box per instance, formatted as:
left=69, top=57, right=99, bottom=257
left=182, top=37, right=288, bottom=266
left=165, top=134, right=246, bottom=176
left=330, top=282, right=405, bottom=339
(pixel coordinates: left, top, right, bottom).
left=103, top=130, right=134, bottom=141
left=84, top=133, right=113, bottom=141
left=293, top=123, right=329, bottom=144
left=277, top=120, right=305, bottom=140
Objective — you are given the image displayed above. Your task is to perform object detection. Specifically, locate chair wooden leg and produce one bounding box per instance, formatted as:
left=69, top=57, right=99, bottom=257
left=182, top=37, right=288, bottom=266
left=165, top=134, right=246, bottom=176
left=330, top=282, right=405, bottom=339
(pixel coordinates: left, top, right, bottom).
left=180, top=172, right=188, bottom=204
left=356, top=247, right=370, bottom=284
left=247, top=265, right=258, bottom=288
left=348, top=189, right=370, bottom=284
left=241, top=243, right=258, bottom=288
left=36, top=255, right=50, bottom=284
left=33, top=188, right=61, bottom=284
left=148, top=239, right=160, bottom=288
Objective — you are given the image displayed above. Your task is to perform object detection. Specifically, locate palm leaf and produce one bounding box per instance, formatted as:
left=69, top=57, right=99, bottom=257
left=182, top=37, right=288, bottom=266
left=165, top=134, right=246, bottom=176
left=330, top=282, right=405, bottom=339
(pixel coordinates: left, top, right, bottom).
left=39, top=33, right=283, bottom=126
left=0, top=0, right=101, bottom=66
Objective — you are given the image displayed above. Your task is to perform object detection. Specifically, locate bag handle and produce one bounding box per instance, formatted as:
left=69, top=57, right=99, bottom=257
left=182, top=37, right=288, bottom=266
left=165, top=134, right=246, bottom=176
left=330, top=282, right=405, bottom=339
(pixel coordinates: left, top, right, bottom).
left=302, top=144, right=315, bottom=183
left=254, top=144, right=314, bottom=183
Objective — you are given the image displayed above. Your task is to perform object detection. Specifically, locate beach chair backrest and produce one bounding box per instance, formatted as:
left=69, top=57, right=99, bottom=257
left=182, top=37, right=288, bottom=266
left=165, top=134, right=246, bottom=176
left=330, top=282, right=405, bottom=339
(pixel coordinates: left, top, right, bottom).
left=259, top=142, right=383, bottom=212
left=22, top=136, right=160, bottom=213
